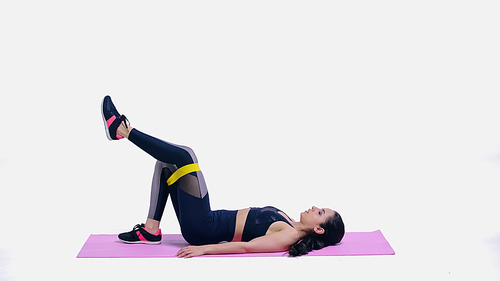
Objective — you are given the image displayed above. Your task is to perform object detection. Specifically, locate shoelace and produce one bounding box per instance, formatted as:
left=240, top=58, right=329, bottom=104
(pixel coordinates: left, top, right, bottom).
left=132, top=224, right=143, bottom=231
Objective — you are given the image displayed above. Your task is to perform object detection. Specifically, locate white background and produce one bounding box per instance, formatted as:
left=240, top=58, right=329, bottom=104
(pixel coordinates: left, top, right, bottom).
left=1, top=1, right=499, bottom=280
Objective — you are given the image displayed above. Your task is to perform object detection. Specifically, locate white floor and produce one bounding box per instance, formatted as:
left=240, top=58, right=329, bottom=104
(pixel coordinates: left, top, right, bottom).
left=1, top=1, right=499, bottom=280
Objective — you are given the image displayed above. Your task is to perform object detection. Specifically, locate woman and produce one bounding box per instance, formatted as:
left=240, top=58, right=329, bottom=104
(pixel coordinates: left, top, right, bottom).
left=101, top=96, right=345, bottom=258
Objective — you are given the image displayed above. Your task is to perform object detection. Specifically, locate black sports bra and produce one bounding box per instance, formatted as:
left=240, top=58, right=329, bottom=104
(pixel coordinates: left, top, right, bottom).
left=241, top=206, right=293, bottom=242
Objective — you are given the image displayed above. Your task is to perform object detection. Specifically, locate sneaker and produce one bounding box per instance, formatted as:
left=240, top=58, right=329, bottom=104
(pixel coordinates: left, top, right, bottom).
left=118, top=224, right=162, bottom=244
left=101, top=95, right=129, bottom=140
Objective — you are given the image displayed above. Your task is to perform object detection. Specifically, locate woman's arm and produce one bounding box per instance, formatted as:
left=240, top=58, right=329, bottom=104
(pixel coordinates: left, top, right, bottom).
left=176, top=242, right=246, bottom=258
left=176, top=229, right=297, bottom=258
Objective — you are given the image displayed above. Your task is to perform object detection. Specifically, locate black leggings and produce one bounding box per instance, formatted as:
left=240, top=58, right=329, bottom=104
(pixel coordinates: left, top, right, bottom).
left=128, top=128, right=237, bottom=245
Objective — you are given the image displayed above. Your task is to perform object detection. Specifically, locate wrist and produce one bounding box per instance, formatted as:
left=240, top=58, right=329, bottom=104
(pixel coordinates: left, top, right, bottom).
left=201, top=245, right=210, bottom=254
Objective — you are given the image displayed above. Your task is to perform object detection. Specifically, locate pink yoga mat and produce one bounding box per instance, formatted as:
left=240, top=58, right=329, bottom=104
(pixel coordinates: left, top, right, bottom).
left=77, top=230, right=394, bottom=258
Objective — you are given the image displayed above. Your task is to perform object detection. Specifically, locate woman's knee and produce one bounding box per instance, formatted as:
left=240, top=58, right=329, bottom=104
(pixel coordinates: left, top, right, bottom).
left=177, top=145, right=198, bottom=164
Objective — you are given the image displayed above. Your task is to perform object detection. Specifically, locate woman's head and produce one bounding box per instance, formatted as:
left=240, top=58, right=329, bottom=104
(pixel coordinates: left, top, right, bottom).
left=299, top=206, right=336, bottom=233
left=289, top=207, right=345, bottom=256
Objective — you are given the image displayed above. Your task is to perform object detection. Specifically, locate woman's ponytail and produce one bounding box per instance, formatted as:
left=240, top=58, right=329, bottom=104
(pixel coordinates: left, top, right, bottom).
left=288, top=233, right=328, bottom=256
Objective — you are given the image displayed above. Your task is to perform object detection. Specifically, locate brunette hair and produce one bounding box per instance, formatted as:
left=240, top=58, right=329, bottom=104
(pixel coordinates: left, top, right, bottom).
left=288, top=211, right=345, bottom=257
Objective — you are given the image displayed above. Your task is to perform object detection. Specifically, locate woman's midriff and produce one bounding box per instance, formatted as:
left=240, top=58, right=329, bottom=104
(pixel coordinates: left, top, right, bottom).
left=232, top=208, right=250, bottom=242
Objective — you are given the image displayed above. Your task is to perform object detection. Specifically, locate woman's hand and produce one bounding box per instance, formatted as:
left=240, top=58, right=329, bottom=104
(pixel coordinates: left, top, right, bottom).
left=176, top=245, right=206, bottom=258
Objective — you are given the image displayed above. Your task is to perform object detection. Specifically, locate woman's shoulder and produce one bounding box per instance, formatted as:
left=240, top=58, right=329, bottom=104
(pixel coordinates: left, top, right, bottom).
left=267, top=219, right=297, bottom=236
left=266, top=221, right=301, bottom=244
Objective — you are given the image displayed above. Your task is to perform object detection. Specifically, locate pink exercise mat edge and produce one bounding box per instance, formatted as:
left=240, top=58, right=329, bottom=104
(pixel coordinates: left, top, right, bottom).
left=77, top=230, right=395, bottom=258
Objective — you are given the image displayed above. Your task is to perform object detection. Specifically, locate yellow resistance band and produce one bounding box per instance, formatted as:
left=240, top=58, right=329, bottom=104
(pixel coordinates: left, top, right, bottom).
left=167, top=163, right=200, bottom=186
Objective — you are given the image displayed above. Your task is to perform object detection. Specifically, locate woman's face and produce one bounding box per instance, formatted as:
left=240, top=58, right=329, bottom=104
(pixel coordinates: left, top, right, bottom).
left=300, top=206, right=335, bottom=229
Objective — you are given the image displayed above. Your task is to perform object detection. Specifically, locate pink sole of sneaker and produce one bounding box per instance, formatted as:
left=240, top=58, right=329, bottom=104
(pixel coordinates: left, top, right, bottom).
left=118, top=239, right=162, bottom=245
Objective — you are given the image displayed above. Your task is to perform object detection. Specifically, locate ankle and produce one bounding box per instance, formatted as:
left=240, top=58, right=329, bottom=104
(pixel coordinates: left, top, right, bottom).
left=144, top=226, right=161, bottom=235
left=144, top=219, right=160, bottom=234
left=117, top=122, right=133, bottom=139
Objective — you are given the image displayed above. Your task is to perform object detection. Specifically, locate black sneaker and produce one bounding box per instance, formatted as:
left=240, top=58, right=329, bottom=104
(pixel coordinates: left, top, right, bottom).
left=118, top=224, right=162, bottom=244
left=101, top=95, right=129, bottom=140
